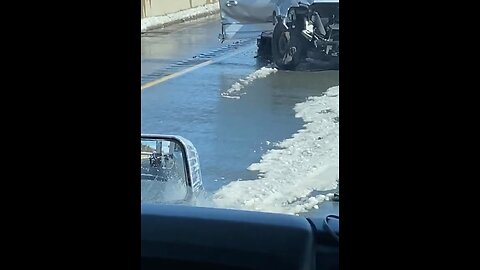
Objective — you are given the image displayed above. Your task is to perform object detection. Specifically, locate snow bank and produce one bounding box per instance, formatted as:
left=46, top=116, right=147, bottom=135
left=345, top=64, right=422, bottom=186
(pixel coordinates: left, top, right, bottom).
left=141, top=3, right=220, bottom=32
left=213, top=86, right=339, bottom=215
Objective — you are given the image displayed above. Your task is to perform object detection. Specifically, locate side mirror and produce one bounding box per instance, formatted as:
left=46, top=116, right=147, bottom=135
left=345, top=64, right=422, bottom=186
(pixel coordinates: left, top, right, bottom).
left=141, top=134, right=203, bottom=203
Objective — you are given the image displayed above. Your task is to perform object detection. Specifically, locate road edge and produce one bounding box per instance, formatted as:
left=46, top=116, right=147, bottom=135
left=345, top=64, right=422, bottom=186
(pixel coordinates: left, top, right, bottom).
left=141, top=3, right=220, bottom=33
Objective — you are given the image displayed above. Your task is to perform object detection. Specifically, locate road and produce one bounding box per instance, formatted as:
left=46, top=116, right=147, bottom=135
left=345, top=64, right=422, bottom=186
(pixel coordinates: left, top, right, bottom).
left=141, top=17, right=339, bottom=216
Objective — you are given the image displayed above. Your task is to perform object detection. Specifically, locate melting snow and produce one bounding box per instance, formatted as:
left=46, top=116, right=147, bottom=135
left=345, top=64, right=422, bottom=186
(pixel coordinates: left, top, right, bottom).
left=213, top=86, right=339, bottom=214
left=221, top=67, right=278, bottom=99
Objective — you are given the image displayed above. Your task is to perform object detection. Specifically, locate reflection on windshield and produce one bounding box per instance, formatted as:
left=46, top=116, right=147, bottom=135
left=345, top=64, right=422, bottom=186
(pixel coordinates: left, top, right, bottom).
left=141, top=139, right=188, bottom=202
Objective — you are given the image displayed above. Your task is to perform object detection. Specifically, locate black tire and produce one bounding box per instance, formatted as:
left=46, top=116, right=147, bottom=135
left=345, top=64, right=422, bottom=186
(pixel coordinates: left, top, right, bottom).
left=271, top=22, right=304, bottom=70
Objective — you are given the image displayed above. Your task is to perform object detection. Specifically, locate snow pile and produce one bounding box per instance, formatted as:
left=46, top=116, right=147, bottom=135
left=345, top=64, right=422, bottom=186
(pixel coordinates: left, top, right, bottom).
left=221, top=67, right=278, bottom=99
left=141, top=3, right=220, bottom=32
left=213, top=86, right=339, bottom=214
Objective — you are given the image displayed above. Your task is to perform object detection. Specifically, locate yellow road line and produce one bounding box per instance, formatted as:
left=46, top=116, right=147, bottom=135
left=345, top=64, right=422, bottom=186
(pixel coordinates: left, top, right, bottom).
left=141, top=44, right=254, bottom=91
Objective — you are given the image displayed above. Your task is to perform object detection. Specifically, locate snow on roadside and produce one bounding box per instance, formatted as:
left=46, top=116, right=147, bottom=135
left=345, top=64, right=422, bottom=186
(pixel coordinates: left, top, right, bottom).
left=213, top=86, right=340, bottom=214
left=141, top=3, right=220, bottom=32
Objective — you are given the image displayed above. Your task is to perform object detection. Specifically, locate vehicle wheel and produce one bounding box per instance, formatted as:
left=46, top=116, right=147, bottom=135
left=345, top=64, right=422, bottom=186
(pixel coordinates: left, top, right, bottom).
left=271, top=22, right=304, bottom=70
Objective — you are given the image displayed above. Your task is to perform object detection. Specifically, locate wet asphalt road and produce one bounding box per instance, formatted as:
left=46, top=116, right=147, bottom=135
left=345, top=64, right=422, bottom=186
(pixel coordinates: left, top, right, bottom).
left=141, top=17, right=339, bottom=214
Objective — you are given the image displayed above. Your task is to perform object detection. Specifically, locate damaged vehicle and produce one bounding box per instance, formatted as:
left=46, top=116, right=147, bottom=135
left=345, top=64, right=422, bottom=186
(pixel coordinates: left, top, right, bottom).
left=270, top=0, right=339, bottom=69
left=219, top=0, right=339, bottom=70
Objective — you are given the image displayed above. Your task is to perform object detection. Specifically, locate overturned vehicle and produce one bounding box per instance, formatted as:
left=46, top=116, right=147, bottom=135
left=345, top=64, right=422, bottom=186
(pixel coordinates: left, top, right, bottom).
left=219, top=0, right=339, bottom=70
left=270, top=0, right=339, bottom=69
